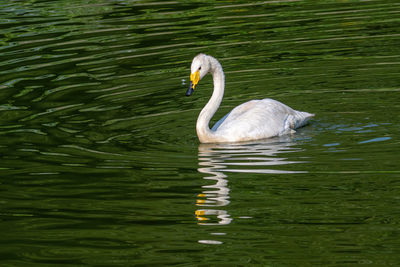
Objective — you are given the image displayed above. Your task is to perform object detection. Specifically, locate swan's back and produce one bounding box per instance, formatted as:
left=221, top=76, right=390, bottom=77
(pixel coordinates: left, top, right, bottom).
left=212, top=98, right=314, bottom=142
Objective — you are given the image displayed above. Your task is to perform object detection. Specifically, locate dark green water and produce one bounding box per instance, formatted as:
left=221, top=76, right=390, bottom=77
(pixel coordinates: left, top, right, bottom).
left=1, top=0, right=400, bottom=265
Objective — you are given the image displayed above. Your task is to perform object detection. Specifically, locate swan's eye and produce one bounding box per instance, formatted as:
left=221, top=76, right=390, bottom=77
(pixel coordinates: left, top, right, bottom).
left=199, top=67, right=202, bottom=70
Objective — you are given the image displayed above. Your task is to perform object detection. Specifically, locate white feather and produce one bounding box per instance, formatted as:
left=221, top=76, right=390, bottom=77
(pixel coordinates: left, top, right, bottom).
left=188, top=54, right=314, bottom=143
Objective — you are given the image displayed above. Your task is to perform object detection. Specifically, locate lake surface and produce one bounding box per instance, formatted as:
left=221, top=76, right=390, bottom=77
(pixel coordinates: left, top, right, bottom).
left=1, top=0, right=400, bottom=265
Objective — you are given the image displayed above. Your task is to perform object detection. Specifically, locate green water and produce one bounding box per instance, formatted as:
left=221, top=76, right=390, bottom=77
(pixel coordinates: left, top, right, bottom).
left=1, top=0, right=400, bottom=265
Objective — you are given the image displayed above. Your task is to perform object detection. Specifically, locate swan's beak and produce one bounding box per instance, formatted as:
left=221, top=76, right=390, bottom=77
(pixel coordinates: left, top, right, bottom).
left=186, top=70, right=200, bottom=96
left=186, top=85, right=194, bottom=96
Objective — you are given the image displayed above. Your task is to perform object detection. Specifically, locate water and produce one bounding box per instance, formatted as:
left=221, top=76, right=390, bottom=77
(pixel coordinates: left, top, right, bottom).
left=1, top=0, right=400, bottom=265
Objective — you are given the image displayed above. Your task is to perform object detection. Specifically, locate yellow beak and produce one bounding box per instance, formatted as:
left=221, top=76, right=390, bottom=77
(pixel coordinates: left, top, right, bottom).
left=190, top=70, right=200, bottom=89
left=186, top=70, right=200, bottom=96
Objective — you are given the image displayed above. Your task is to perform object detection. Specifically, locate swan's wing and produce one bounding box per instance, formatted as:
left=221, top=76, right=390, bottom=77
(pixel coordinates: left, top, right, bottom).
left=211, top=100, right=260, bottom=131
left=211, top=111, right=231, bottom=131
left=214, top=98, right=314, bottom=141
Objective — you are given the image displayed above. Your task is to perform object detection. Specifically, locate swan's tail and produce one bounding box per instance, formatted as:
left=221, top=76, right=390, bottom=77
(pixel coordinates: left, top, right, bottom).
left=295, top=111, right=315, bottom=128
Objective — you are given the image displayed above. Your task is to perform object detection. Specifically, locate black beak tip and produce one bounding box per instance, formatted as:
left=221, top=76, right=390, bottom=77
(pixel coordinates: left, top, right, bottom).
left=185, top=84, right=194, bottom=96
left=185, top=88, right=193, bottom=96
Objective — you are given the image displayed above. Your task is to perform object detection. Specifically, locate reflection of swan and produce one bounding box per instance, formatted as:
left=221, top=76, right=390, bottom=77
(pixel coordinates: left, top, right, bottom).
left=196, top=145, right=232, bottom=226
left=186, top=54, right=314, bottom=143
left=195, top=138, right=308, bottom=226
left=198, top=138, right=307, bottom=175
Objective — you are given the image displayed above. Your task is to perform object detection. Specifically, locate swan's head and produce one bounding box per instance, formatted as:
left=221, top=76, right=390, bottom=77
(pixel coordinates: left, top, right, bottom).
left=186, top=53, right=210, bottom=96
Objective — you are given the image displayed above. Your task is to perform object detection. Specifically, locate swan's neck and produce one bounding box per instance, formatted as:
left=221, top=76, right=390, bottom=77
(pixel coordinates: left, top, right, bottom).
left=196, top=56, right=225, bottom=143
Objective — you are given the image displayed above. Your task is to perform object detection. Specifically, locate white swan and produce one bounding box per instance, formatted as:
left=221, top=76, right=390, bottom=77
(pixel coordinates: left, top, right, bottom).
left=186, top=54, right=314, bottom=143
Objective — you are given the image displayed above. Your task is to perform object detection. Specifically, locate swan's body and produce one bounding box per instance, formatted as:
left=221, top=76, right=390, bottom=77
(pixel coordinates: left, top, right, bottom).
left=186, top=54, right=314, bottom=143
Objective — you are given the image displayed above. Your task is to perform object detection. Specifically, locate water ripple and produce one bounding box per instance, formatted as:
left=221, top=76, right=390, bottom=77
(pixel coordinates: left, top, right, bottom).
left=1, top=1, right=400, bottom=264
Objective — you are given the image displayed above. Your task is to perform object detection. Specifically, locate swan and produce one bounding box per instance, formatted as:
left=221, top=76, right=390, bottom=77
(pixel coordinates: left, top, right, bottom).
left=185, top=53, right=314, bottom=143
